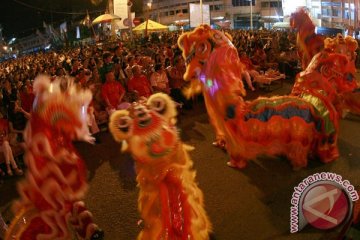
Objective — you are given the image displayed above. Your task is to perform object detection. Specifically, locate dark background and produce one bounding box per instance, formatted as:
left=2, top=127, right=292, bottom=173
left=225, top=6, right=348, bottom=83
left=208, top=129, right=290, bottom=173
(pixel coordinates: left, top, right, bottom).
left=0, top=0, right=143, bottom=39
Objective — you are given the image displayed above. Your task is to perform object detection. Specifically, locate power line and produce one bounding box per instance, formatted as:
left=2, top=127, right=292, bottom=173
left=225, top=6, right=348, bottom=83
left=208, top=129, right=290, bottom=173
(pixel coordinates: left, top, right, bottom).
left=12, top=0, right=105, bottom=15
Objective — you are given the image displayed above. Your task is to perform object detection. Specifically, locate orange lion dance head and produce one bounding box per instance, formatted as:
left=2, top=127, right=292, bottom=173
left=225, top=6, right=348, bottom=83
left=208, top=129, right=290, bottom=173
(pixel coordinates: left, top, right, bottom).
left=178, top=25, right=246, bottom=99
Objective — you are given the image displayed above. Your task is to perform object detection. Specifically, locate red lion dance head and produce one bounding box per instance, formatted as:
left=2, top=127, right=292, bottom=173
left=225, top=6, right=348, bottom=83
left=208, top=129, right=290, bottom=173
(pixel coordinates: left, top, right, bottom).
left=6, top=75, right=103, bottom=240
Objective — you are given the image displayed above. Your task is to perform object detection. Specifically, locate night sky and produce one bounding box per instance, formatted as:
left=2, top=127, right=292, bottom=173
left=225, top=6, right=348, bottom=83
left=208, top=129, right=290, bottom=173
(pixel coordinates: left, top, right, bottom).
left=0, top=0, right=142, bottom=40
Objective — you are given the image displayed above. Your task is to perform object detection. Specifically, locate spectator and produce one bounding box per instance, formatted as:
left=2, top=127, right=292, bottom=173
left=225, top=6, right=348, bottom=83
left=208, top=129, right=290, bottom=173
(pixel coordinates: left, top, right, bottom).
left=239, top=52, right=256, bottom=91
left=86, top=80, right=101, bottom=143
left=251, top=47, right=267, bottom=70
left=7, top=93, right=28, bottom=143
left=278, top=47, right=300, bottom=78
left=101, top=70, right=126, bottom=114
left=99, top=52, right=114, bottom=83
left=75, top=68, right=91, bottom=87
left=164, top=46, right=174, bottom=62
left=127, top=65, right=152, bottom=99
left=70, top=58, right=81, bottom=77
left=55, top=67, right=66, bottom=78
left=0, top=112, right=23, bottom=176
left=150, top=63, right=170, bottom=94
left=124, top=55, right=136, bottom=81
left=139, top=56, right=154, bottom=79
left=168, top=56, right=192, bottom=109
left=2, top=80, right=17, bottom=118
left=112, top=46, right=127, bottom=85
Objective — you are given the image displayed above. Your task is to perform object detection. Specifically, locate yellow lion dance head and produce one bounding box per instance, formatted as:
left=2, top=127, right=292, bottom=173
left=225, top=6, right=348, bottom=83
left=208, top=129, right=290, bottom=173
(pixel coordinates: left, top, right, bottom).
left=109, top=93, right=179, bottom=164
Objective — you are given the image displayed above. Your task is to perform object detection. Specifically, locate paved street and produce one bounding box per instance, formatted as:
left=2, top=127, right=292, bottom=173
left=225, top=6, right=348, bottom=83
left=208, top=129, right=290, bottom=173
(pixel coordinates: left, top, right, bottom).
left=1, top=79, right=360, bottom=240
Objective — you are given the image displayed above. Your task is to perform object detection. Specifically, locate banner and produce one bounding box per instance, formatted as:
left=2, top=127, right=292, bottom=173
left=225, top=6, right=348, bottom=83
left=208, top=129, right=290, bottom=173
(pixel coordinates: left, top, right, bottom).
left=60, top=22, right=67, bottom=34
left=189, top=3, right=210, bottom=28
left=114, top=0, right=135, bottom=29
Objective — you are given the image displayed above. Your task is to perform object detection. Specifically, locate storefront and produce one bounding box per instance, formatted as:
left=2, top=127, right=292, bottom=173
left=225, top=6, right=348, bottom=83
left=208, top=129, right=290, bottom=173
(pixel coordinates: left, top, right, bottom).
left=233, top=14, right=261, bottom=30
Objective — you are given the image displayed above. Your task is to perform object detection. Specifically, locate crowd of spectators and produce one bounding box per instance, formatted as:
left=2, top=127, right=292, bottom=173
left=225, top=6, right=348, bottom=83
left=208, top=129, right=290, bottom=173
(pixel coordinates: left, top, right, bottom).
left=0, top=28, right=302, bottom=181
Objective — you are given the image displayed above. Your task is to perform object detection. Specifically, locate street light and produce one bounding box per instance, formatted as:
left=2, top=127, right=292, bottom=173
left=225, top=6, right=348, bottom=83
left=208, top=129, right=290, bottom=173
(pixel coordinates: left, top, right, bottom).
left=147, top=2, right=152, bottom=10
left=200, top=0, right=203, bottom=24
left=145, top=2, right=152, bottom=36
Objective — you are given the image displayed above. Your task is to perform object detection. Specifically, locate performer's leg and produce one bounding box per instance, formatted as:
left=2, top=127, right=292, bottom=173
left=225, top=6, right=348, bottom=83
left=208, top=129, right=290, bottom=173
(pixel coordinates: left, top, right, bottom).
left=0, top=213, right=8, bottom=239
left=242, top=71, right=255, bottom=91
left=69, top=201, right=104, bottom=240
left=203, top=92, right=225, bottom=148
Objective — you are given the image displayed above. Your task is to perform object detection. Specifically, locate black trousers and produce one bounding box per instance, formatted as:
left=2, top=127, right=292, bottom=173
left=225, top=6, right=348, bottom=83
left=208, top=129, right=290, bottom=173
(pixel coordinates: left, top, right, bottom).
left=170, top=88, right=193, bottom=110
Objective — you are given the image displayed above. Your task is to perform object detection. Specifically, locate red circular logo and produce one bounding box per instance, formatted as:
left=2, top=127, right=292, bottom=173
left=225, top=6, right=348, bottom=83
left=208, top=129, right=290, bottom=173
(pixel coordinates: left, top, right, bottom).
left=302, top=184, right=349, bottom=230
left=133, top=18, right=141, bottom=26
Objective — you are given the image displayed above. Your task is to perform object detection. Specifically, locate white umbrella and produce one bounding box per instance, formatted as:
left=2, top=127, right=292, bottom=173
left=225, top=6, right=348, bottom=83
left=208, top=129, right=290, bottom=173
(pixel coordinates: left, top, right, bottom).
left=92, top=14, right=122, bottom=25
left=215, top=20, right=231, bottom=29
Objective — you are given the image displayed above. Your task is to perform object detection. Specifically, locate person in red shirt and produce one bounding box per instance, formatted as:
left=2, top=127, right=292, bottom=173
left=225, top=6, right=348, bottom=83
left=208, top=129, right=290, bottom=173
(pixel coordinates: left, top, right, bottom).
left=167, top=56, right=192, bottom=109
left=19, top=81, right=35, bottom=113
left=239, top=52, right=256, bottom=91
left=127, top=65, right=152, bottom=99
left=75, top=68, right=88, bottom=87
left=251, top=47, right=267, bottom=69
left=240, top=51, right=256, bottom=70
left=101, top=70, right=126, bottom=114
left=0, top=114, right=23, bottom=176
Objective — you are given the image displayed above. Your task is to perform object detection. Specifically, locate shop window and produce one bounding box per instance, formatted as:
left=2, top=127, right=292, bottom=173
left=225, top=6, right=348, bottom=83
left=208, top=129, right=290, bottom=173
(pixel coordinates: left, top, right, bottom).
left=232, top=0, right=255, bottom=7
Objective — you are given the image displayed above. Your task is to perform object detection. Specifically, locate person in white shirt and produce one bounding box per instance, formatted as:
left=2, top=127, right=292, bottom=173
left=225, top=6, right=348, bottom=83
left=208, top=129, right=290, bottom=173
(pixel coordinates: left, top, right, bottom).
left=124, top=55, right=136, bottom=83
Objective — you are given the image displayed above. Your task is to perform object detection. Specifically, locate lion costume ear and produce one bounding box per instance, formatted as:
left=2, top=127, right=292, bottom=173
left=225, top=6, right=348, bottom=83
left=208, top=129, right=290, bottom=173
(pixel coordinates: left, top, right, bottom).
left=324, top=38, right=335, bottom=50
left=109, top=110, right=133, bottom=143
left=345, top=36, right=358, bottom=52
left=224, top=32, right=233, bottom=42
left=147, top=93, right=177, bottom=124
left=178, top=32, right=188, bottom=55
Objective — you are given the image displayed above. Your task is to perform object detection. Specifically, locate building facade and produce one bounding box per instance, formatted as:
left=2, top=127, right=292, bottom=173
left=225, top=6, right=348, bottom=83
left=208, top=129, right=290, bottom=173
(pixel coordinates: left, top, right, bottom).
left=308, top=0, right=357, bottom=30
left=12, top=33, right=50, bottom=55
left=143, top=0, right=359, bottom=32
left=143, top=0, right=282, bottom=29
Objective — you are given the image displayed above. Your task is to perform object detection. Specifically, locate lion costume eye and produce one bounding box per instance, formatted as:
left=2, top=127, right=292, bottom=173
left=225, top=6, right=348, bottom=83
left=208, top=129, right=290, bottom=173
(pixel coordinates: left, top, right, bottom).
left=118, top=116, right=132, bottom=132
left=109, top=110, right=133, bottom=142
left=196, top=42, right=208, bottom=55
left=147, top=93, right=177, bottom=124
left=149, top=97, right=166, bottom=115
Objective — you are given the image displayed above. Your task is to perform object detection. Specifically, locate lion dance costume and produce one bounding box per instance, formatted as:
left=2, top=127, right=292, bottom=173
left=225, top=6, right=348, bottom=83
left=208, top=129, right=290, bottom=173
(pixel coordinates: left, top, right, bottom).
left=178, top=25, right=357, bottom=170
left=109, top=93, right=211, bottom=240
left=290, top=8, right=360, bottom=116
left=290, top=7, right=325, bottom=69
left=6, top=75, right=103, bottom=240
